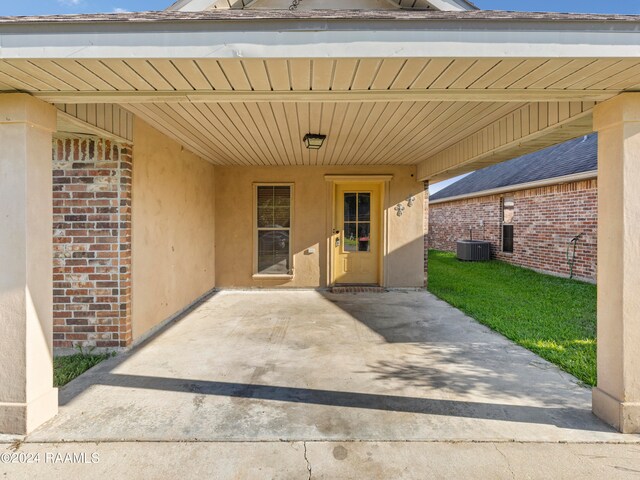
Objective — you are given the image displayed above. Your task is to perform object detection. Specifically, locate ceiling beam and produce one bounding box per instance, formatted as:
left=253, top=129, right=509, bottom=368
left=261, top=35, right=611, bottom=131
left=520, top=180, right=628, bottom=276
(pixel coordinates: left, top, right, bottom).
left=418, top=101, right=595, bottom=182
left=32, top=89, right=618, bottom=104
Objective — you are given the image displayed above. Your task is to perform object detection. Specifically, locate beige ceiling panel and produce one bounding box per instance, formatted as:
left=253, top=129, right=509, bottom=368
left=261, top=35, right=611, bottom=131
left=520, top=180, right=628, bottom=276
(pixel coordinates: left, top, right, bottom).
left=178, top=102, right=252, bottom=163
left=410, top=59, right=453, bottom=89
left=203, top=102, right=266, bottom=161
left=264, top=59, right=291, bottom=91
left=486, top=59, right=547, bottom=89
left=370, top=58, right=407, bottom=90
left=170, top=60, right=213, bottom=90
left=0, top=61, right=64, bottom=91
left=148, top=60, right=196, bottom=90
left=0, top=67, right=38, bottom=90
left=316, top=102, right=337, bottom=166
left=389, top=59, right=430, bottom=89
left=29, top=60, right=96, bottom=91
left=318, top=102, right=349, bottom=166
left=242, top=59, right=272, bottom=91
left=50, top=60, right=116, bottom=91
left=194, top=60, right=233, bottom=90
left=127, top=60, right=177, bottom=90
left=288, top=59, right=312, bottom=91
left=101, top=60, right=155, bottom=91
left=593, top=63, right=640, bottom=90
left=545, top=59, right=621, bottom=89
left=217, top=60, right=252, bottom=91
left=311, top=59, right=335, bottom=92
left=350, top=101, right=413, bottom=164
left=350, top=59, right=382, bottom=90
left=256, top=102, right=292, bottom=165
left=467, top=59, right=525, bottom=89
left=76, top=60, right=137, bottom=90
left=525, top=59, right=596, bottom=89
left=281, top=102, right=305, bottom=165
left=448, top=59, right=500, bottom=89
left=429, top=59, right=476, bottom=89
left=268, top=101, right=297, bottom=165
left=507, top=59, right=573, bottom=89
left=331, top=59, right=359, bottom=91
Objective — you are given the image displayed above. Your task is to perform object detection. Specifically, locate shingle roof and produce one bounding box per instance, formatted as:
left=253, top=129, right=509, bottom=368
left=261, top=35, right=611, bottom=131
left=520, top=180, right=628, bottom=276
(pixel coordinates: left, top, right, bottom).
left=430, top=134, right=598, bottom=202
left=0, top=10, right=639, bottom=24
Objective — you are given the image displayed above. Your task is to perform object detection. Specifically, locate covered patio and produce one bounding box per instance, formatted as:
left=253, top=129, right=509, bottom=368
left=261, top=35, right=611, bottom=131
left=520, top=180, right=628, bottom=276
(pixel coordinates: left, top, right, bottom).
left=25, top=290, right=631, bottom=443
left=1, top=4, right=640, bottom=436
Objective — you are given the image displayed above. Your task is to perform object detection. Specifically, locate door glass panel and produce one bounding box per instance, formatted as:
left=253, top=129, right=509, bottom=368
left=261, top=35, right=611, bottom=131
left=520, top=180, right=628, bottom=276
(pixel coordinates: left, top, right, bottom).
left=358, top=193, right=371, bottom=221
left=358, top=223, right=370, bottom=252
left=343, top=223, right=357, bottom=252
left=344, top=193, right=357, bottom=222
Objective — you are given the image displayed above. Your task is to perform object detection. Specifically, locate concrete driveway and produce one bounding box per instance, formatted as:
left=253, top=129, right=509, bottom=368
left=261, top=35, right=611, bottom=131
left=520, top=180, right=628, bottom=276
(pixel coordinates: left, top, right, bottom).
left=26, top=290, right=635, bottom=443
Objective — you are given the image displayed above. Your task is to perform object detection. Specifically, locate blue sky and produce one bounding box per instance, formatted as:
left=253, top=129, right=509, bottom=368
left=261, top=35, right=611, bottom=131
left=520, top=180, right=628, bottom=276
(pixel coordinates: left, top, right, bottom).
left=1, top=0, right=639, bottom=16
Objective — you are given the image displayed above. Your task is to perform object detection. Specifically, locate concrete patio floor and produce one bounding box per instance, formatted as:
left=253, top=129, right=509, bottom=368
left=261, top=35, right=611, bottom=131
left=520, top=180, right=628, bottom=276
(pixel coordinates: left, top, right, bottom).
left=24, top=290, right=640, bottom=443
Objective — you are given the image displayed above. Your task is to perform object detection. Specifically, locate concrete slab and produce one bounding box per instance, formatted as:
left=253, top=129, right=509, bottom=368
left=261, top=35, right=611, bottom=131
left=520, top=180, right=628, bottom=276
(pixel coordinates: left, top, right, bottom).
left=26, top=291, right=640, bottom=443
left=2, top=441, right=640, bottom=480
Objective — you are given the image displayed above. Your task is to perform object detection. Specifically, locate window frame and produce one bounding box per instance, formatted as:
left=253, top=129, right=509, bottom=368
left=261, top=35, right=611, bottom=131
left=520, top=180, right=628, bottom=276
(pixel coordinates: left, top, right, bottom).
left=502, top=195, right=514, bottom=253
left=252, top=183, right=294, bottom=278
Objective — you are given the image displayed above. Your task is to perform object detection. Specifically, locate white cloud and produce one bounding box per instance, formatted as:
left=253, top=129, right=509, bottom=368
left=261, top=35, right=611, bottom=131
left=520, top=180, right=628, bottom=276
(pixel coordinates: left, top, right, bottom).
left=113, top=7, right=130, bottom=13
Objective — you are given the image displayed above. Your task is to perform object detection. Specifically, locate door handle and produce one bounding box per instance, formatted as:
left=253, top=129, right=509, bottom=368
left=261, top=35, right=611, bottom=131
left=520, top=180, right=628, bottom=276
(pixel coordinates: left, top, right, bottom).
left=335, top=236, right=341, bottom=248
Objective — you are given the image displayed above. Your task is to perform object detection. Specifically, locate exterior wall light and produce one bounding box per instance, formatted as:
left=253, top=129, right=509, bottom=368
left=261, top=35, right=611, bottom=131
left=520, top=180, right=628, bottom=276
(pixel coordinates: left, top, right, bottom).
left=303, top=134, right=326, bottom=150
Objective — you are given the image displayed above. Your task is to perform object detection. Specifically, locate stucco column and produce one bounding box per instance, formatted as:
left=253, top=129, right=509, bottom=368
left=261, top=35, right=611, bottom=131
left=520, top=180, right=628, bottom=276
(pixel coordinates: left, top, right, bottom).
left=0, top=94, right=58, bottom=434
left=592, top=93, right=640, bottom=433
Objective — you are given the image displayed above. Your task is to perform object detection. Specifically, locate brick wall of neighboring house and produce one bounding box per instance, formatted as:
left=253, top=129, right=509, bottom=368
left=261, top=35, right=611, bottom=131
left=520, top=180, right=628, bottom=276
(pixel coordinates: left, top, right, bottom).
left=52, top=136, right=133, bottom=351
left=429, top=178, right=598, bottom=282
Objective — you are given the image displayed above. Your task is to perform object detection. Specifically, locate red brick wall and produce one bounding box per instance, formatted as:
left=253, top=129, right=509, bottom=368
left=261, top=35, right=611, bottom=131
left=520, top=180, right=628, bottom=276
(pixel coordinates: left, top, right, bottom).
left=428, top=178, right=598, bottom=281
left=52, top=137, right=133, bottom=351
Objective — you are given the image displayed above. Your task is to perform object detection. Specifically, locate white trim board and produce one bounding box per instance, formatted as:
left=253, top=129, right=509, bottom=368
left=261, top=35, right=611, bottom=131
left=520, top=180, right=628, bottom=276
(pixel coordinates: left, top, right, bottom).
left=1, top=21, right=640, bottom=59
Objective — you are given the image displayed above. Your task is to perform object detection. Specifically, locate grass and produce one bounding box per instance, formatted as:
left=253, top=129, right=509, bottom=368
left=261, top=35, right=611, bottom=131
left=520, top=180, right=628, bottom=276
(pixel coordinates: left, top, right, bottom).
left=53, top=348, right=115, bottom=387
left=427, top=250, right=597, bottom=386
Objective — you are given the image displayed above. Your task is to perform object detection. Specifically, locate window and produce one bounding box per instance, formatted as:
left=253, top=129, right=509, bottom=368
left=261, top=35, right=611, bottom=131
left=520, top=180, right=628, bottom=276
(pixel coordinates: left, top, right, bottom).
left=343, top=192, right=371, bottom=252
left=255, top=185, right=292, bottom=275
left=502, top=196, right=514, bottom=253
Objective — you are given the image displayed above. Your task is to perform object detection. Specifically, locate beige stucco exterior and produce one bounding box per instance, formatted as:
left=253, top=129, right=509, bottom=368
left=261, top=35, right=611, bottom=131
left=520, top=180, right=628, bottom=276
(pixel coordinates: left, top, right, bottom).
left=592, top=93, right=640, bottom=433
left=0, top=94, right=58, bottom=434
left=215, top=165, right=425, bottom=289
left=131, top=118, right=216, bottom=340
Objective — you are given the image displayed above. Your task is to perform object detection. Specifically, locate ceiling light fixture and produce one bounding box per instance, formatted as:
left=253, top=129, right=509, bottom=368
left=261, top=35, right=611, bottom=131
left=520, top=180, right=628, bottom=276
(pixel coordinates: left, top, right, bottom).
left=303, top=134, right=326, bottom=150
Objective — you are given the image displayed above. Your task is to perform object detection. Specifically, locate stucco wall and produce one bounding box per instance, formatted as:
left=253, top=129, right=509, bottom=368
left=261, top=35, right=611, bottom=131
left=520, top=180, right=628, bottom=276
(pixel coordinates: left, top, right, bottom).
left=132, top=118, right=216, bottom=339
left=215, top=165, right=424, bottom=288
left=429, top=178, right=598, bottom=281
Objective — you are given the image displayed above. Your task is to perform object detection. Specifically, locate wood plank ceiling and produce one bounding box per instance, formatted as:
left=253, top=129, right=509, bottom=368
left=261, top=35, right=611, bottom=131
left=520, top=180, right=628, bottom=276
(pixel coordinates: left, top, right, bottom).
left=2, top=57, right=639, bottom=166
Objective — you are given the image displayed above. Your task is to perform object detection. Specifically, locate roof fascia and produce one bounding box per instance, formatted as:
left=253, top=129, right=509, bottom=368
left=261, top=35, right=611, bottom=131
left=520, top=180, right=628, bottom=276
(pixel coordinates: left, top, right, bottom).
left=1, top=18, right=639, bottom=59
left=430, top=170, right=598, bottom=204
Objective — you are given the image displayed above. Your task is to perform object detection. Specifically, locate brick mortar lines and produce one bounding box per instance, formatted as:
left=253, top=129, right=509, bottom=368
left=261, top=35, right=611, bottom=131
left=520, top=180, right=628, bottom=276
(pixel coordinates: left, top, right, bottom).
left=52, top=136, right=133, bottom=350
left=428, top=179, right=597, bottom=281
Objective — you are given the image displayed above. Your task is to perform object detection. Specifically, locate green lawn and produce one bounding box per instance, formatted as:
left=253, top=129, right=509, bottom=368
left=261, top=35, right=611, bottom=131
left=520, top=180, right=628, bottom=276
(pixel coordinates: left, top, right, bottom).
left=427, top=250, right=597, bottom=386
left=54, top=350, right=114, bottom=387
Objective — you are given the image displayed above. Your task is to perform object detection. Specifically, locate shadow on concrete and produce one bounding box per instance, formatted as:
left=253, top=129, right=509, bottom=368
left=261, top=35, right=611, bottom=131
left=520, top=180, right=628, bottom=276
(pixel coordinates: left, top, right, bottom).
left=88, top=373, right=612, bottom=433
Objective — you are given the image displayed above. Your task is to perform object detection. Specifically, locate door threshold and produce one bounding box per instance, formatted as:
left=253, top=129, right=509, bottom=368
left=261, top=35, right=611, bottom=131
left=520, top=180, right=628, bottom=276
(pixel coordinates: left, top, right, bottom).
left=330, top=285, right=387, bottom=294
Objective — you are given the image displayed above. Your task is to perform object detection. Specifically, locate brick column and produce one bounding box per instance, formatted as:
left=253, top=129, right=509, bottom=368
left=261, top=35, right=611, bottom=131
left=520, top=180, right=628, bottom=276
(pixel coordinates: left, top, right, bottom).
left=423, top=180, right=429, bottom=288
left=52, top=137, right=132, bottom=352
